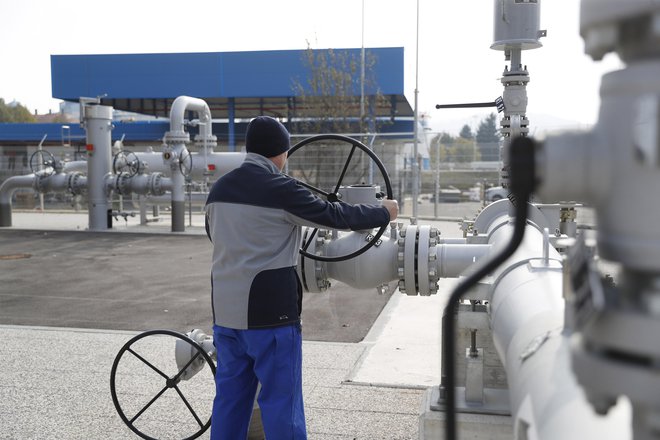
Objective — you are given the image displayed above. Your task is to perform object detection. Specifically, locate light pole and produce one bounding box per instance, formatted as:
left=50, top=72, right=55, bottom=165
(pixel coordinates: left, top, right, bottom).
left=360, top=0, right=365, bottom=126
left=412, top=0, right=420, bottom=218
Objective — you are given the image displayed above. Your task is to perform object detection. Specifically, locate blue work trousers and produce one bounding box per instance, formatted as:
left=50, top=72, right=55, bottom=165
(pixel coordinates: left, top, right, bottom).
left=211, top=323, right=307, bottom=440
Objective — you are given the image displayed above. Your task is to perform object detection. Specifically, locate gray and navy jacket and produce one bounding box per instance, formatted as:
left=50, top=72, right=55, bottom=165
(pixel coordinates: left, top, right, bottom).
left=205, top=153, right=391, bottom=330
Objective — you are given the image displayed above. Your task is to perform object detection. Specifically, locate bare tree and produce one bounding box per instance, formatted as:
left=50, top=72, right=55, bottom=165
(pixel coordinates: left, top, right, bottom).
left=289, top=45, right=390, bottom=193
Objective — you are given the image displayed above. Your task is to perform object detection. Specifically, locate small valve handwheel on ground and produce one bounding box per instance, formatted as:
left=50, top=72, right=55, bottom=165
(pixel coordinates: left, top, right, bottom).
left=110, top=329, right=216, bottom=440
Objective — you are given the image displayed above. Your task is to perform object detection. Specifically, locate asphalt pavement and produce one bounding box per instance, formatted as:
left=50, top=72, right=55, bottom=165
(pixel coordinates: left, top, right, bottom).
left=0, top=228, right=391, bottom=343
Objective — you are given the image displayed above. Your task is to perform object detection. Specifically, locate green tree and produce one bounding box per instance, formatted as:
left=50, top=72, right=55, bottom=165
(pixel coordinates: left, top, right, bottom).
left=0, top=100, right=11, bottom=122
left=459, top=124, right=474, bottom=139
left=430, top=132, right=453, bottom=163
left=430, top=131, right=478, bottom=163
left=451, top=125, right=479, bottom=162
left=454, top=137, right=480, bottom=162
left=0, top=98, right=35, bottom=122
left=476, top=113, right=501, bottom=161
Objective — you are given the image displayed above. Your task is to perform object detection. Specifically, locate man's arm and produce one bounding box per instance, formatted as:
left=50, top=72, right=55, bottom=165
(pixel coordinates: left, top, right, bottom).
left=279, top=178, right=395, bottom=230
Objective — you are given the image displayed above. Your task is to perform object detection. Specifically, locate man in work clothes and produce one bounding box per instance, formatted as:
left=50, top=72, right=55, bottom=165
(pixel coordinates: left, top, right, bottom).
left=205, top=116, right=398, bottom=439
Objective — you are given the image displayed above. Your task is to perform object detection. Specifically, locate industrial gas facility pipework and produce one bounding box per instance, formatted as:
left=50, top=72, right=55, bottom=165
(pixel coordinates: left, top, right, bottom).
left=0, top=95, right=245, bottom=231
left=4, top=1, right=660, bottom=439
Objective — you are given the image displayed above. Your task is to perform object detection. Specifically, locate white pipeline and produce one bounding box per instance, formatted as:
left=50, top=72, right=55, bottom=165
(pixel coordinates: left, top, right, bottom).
left=168, top=96, right=212, bottom=136
left=319, top=228, right=490, bottom=293
left=0, top=174, right=36, bottom=227
left=62, top=161, right=88, bottom=173
left=106, top=173, right=171, bottom=197
left=165, top=96, right=215, bottom=232
left=436, top=244, right=491, bottom=278
left=134, top=151, right=246, bottom=179
left=484, top=211, right=630, bottom=439
left=0, top=172, right=89, bottom=227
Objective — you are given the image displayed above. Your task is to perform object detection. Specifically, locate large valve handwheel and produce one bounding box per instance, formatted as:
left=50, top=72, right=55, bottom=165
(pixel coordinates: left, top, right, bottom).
left=287, top=134, right=393, bottom=262
left=29, top=150, right=56, bottom=175
left=113, top=150, right=142, bottom=177
left=110, top=330, right=216, bottom=440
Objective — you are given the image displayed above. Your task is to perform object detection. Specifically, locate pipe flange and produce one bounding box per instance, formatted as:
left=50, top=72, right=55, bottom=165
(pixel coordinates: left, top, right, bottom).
left=402, top=225, right=419, bottom=295
left=148, top=173, right=165, bottom=196
left=114, top=172, right=132, bottom=196
left=428, top=227, right=440, bottom=295
left=414, top=226, right=440, bottom=296
left=396, top=226, right=407, bottom=293
left=194, top=134, right=218, bottom=147
left=501, top=74, right=530, bottom=85
left=429, top=227, right=440, bottom=246
left=67, top=172, right=86, bottom=196
left=33, top=173, right=50, bottom=193
left=417, top=226, right=431, bottom=296
left=428, top=227, right=440, bottom=291
left=396, top=225, right=441, bottom=296
left=163, top=130, right=190, bottom=145
left=299, top=228, right=329, bottom=293
left=428, top=246, right=439, bottom=295
left=314, top=230, right=330, bottom=291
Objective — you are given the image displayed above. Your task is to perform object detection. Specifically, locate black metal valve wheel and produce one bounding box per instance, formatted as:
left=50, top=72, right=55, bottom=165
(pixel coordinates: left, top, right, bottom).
left=113, top=150, right=142, bottom=177
left=287, top=134, right=393, bottom=262
left=178, top=149, right=193, bottom=178
left=110, top=330, right=216, bottom=440
left=29, top=150, right=56, bottom=175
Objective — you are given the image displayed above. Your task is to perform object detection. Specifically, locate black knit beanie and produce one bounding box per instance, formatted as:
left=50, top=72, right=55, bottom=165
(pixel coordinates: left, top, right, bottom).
left=245, top=116, right=290, bottom=158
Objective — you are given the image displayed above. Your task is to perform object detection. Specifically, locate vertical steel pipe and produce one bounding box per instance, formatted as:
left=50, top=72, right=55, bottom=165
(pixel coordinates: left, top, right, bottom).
left=84, top=104, right=113, bottom=230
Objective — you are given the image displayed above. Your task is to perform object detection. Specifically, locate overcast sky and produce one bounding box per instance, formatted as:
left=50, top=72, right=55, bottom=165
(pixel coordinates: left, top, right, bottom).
left=0, top=0, right=622, bottom=135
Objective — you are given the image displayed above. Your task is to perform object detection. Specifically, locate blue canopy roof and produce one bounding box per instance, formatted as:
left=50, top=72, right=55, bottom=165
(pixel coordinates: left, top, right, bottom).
left=51, top=48, right=410, bottom=120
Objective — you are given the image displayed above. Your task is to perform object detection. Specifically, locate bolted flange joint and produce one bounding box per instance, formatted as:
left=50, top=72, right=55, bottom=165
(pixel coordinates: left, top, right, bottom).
left=148, top=173, right=166, bottom=196
left=163, top=130, right=190, bottom=145
left=67, top=172, right=86, bottom=196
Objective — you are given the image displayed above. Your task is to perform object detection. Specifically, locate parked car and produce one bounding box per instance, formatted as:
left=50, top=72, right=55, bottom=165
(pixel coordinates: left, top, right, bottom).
left=428, top=188, right=462, bottom=203
left=485, top=186, right=508, bottom=202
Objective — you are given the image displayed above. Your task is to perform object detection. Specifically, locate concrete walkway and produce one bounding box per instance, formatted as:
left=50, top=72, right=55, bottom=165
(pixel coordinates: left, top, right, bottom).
left=0, top=325, right=427, bottom=440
